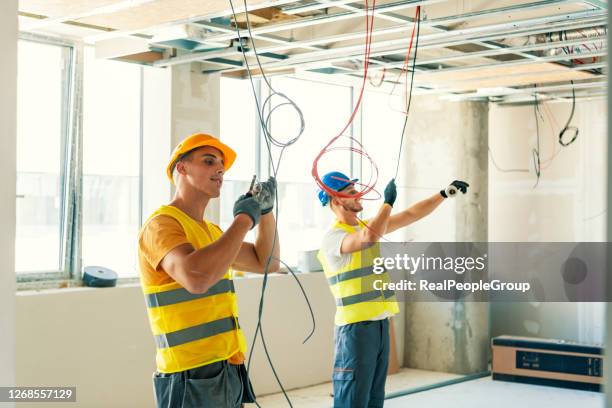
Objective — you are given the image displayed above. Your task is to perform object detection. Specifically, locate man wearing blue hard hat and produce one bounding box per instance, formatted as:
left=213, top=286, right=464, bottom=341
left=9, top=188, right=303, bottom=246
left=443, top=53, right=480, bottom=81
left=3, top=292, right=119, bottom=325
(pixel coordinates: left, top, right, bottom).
left=316, top=172, right=468, bottom=408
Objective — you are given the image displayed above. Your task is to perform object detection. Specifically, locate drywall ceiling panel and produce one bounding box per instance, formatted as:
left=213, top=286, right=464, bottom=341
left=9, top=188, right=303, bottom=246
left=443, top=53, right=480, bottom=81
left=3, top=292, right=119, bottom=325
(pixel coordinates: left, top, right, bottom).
left=76, top=0, right=282, bottom=33
left=19, top=0, right=121, bottom=18
left=416, top=62, right=598, bottom=91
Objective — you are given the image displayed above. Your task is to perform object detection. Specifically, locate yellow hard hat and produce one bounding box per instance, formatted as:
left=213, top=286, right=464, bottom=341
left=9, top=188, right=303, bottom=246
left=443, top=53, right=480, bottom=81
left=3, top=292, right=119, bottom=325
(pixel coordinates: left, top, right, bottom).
left=166, top=133, right=236, bottom=183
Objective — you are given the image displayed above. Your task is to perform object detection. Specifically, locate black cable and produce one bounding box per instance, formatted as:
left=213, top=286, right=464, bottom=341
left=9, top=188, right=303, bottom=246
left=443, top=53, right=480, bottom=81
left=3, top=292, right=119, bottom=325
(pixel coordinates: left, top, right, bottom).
left=226, top=1, right=316, bottom=406
left=532, top=87, right=541, bottom=188
left=394, top=9, right=421, bottom=181
left=559, top=80, right=579, bottom=147
left=276, top=258, right=316, bottom=344
left=488, top=147, right=530, bottom=173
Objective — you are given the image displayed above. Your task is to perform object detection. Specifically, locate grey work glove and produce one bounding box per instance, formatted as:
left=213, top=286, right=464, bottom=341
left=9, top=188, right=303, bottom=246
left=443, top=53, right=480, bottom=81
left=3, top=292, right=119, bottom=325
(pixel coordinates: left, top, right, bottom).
left=233, top=194, right=261, bottom=229
left=256, top=176, right=277, bottom=215
left=440, top=180, right=469, bottom=198
left=384, top=179, right=397, bottom=207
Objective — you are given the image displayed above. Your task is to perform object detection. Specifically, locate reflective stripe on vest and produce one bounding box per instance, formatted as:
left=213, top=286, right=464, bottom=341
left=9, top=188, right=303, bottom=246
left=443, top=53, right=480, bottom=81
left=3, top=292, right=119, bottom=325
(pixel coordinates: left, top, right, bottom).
left=154, top=316, right=239, bottom=349
left=146, top=279, right=235, bottom=308
left=318, top=219, right=399, bottom=325
left=139, top=205, right=247, bottom=373
left=327, top=266, right=374, bottom=286
left=335, top=288, right=395, bottom=307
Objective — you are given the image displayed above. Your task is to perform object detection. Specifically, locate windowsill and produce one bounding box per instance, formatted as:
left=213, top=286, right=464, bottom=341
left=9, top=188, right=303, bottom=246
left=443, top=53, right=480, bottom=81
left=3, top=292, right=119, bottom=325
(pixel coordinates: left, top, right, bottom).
left=16, top=271, right=324, bottom=294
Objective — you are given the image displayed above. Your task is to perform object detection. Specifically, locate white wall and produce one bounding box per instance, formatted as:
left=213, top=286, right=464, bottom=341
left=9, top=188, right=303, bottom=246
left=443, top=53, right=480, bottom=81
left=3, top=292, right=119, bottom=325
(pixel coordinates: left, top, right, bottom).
left=0, top=0, right=17, bottom=402
left=15, top=273, right=337, bottom=407
left=489, top=99, right=608, bottom=345
left=142, top=66, right=172, bottom=218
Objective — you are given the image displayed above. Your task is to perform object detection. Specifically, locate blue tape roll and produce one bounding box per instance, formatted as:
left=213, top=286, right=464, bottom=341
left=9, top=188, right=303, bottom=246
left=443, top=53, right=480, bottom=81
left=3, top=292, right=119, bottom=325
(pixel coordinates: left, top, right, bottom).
left=83, top=266, right=118, bottom=288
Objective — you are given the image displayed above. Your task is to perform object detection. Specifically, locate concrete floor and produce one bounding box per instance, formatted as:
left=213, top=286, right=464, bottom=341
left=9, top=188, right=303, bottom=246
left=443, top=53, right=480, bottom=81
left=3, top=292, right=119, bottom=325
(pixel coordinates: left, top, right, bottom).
left=256, top=370, right=604, bottom=408
left=385, top=377, right=603, bottom=408
left=256, top=368, right=461, bottom=407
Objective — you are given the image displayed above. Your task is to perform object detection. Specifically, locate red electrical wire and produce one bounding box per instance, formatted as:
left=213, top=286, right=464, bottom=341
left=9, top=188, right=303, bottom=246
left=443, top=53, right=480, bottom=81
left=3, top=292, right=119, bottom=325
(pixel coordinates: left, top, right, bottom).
left=312, top=5, right=421, bottom=206
left=311, top=0, right=378, bottom=200
left=387, top=6, right=421, bottom=114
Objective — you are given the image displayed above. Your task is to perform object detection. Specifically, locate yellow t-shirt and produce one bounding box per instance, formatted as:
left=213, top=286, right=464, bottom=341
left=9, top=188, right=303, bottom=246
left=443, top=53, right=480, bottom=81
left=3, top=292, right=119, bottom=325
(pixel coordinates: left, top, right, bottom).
left=137, top=214, right=245, bottom=365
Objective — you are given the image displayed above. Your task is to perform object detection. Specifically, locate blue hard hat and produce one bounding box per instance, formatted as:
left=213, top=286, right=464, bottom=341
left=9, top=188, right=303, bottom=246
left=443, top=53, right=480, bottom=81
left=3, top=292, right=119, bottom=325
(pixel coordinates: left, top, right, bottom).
left=318, top=171, right=359, bottom=206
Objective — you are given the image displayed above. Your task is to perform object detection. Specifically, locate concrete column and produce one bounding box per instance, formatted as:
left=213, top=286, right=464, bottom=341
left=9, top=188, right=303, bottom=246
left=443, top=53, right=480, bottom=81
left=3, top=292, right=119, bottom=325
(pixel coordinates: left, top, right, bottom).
left=170, top=63, right=221, bottom=222
left=399, top=96, right=489, bottom=374
left=0, top=0, right=17, bottom=399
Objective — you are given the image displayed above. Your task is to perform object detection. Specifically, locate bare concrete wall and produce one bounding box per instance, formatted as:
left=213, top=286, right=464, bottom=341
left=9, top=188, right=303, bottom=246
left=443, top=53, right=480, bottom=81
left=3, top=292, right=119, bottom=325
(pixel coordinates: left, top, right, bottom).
left=0, top=0, right=17, bottom=399
left=399, top=96, right=489, bottom=374
left=489, top=99, right=607, bottom=345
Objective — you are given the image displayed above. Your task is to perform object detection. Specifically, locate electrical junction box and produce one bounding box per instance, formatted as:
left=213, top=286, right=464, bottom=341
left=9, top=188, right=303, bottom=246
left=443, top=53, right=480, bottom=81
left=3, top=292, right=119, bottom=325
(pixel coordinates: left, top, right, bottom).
left=492, top=335, right=603, bottom=392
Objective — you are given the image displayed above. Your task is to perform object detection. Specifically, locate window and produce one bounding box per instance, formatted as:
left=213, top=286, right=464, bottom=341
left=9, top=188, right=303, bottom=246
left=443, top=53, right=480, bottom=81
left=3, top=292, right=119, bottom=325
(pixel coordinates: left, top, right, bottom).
left=220, top=76, right=259, bottom=236
left=268, top=77, right=353, bottom=268
left=16, top=37, right=148, bottom=284
left=218, top=77, right=414, bottom=269
left=15, top=39, right=72, bottom=275
left=219, top=76, right=353, bottom=269
left=82, top=47, right=142, bottom=278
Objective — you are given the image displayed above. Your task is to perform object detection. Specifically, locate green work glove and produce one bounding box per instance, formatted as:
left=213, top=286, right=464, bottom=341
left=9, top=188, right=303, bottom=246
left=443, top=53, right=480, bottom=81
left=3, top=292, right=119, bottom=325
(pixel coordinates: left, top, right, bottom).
left=384, top=179, right=397, bottom=207
left=440, top=180, right=469, bottom=198
left=257, top=176, right=277, bottom=215
left=233, top=194, right=261, bottom=229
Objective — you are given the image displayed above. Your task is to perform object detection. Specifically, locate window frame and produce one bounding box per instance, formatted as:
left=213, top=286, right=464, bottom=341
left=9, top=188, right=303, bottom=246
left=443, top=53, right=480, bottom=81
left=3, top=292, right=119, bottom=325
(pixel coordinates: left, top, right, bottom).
left=16, top=33, right=76, bottom=283
left=16, top=36, right=145, bottom=286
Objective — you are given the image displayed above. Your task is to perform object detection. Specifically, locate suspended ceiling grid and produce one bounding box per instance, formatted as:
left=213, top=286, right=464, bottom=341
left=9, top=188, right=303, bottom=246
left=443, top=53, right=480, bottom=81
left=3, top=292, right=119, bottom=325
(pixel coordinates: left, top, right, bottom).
left=18, top=0, right=608, bottom=104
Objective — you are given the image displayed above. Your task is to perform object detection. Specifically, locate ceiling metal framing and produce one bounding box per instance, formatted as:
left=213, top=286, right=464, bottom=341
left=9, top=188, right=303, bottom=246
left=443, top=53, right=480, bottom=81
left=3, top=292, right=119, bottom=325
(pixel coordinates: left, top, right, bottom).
left=152, top=0, right=607, bottom=104
left=19, top=0, right=608, bottom=104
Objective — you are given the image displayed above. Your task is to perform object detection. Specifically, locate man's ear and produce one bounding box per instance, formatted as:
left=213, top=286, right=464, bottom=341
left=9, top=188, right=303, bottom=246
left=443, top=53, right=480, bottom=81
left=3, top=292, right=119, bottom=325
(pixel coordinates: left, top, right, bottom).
left=175, top=161, right=187, bottom=176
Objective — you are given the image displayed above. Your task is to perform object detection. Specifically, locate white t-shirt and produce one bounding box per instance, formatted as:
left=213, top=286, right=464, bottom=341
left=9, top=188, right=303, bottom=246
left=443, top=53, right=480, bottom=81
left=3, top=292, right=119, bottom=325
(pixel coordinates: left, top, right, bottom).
left=321, top=223, right=392, bottom=326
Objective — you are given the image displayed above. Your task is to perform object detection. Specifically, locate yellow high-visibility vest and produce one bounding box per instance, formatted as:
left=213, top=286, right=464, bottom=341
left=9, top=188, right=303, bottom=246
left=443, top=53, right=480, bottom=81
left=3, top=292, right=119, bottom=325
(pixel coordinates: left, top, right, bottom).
left=139, top=205, right=247, bottom=373
left=318, top=220, right=399, bottom=325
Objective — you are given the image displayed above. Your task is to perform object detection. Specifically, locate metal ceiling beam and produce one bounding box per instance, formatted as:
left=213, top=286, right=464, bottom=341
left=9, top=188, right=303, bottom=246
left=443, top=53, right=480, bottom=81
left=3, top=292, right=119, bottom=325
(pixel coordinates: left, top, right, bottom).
left=417, top=58, right=606, bottom=86
left=194, top=21, right=325, bottom=51
left=198, top=0, right=445, bottom=42
left=581, top=0, right=608, bottom=9
left=439, top=78, right=607, bottom=100
left=219, top=11, right=607, bottom=73
left=373, top=36, right=608, bottom=69
left=84, top=0, right=303, bottom=42
left=238, top=17, right=604, bottom=75
left=157, top=6, right=606, bottom=69
left=317, top=34, right=607, bottom=75
left=496, top=89, right=607, bottom=104
left=199, top=0, right=583, bottom=43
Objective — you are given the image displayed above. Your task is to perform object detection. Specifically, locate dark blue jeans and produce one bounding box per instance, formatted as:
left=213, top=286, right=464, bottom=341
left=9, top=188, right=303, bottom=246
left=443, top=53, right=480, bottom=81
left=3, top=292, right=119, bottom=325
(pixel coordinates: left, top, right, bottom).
left=332, top=319, right=390, bottom=408
left=153, top=360, right=256, bottom=408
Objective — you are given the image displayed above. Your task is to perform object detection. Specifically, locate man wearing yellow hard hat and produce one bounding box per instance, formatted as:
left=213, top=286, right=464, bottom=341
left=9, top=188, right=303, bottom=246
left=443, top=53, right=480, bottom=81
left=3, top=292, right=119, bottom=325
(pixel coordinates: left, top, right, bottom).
left=137, top=133, right=280, bottom=407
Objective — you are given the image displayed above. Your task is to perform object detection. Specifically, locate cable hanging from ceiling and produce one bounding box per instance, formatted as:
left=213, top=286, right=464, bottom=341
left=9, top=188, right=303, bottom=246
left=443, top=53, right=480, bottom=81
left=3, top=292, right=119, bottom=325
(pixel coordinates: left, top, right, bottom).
left=227, top=1, right=316, bottom=407
left=311, top=0, right=380, bottom=202
left=393, top=5, right=421, bottom=181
